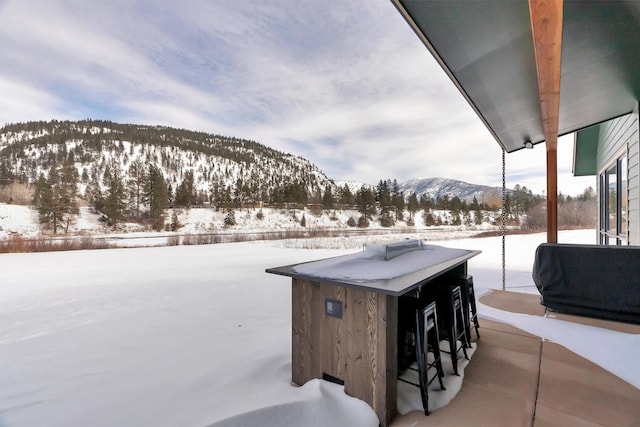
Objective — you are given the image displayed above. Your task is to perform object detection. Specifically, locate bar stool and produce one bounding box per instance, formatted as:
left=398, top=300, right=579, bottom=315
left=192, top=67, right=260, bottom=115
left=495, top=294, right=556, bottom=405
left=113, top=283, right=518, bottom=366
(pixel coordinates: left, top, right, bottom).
left=397, top=295, right=417, bottom=372
left=456, top=274, right=480, bottom=344
left=398, top=300, right=446, bottom=415
left=430, top=284, right=469, bottom=376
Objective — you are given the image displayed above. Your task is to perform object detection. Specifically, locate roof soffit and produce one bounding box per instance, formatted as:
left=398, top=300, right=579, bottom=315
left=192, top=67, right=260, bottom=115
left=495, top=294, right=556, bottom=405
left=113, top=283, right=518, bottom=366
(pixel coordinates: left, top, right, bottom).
left=394, top=0, right=640, bottom=153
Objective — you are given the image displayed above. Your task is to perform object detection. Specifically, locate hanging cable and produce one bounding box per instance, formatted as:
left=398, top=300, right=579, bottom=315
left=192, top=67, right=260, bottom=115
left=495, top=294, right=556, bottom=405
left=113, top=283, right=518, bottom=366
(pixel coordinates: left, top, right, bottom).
left=502, top=148, right=506, bottom=291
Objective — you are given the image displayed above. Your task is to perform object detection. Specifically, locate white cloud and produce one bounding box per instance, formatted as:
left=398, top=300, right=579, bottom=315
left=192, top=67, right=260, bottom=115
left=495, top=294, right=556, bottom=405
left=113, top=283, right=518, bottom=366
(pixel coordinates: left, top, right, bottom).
left=0, top=76, right=62, bottom=124
left=0, top=0, right=596, bottom=195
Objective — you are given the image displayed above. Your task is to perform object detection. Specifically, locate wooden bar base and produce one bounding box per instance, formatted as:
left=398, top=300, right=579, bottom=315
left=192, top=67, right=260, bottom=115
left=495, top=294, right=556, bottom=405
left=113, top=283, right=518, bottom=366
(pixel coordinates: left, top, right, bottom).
left=291, top=278, right=398, bottom=426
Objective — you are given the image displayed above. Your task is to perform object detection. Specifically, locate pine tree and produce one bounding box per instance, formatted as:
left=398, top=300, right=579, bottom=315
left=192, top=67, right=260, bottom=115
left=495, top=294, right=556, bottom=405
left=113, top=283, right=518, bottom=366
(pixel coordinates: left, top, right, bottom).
left=86, top=173, right=103, bottom=213
left=224, top=208, right=236, bottom=226
left=392, top=193, right=405, bottom=222
left=80, top=167, right=89, bottom=184
left=424, top=211, right=436, bottom=226
left=322, top=185, right=334, bottom=210
left=472, top=196, right=483, bottom=225
left=356, top=187, right=377, bottom=220
left=471, top=196, right=480, bottom=211
left=420, top=194, right=434, bottom=210
left=33, top=173, right=53, bottom=225
left=233, top=177, right=244, bottom=208
left=170, top=210, right=181, bottom=231
left=376, top=180, right=391, bottom=210
left=128, top=159, right=148, bottom=219
left=147, top=164, right=169, bottom=230
left=474, top=206, right=483, bottom=225
left=102, top=162, right=128, bottom=227
left=32, top=162, right=79, bottom=234
left=407, top=192, right=420, bottom=222
left=175, top=170, right=195, bottom=208
left=340, top=184, right=353, bottom=209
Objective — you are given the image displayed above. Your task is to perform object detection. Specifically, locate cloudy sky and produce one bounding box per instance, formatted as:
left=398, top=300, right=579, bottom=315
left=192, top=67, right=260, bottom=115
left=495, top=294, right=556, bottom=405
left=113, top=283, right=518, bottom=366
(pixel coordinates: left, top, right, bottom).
left=0, top=0, right=593, bottom=195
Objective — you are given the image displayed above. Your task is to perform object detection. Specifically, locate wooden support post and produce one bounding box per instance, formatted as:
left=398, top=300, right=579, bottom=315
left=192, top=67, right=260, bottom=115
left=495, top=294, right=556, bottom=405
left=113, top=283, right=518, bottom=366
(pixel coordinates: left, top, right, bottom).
left=529, top=0, right=563, bottom=243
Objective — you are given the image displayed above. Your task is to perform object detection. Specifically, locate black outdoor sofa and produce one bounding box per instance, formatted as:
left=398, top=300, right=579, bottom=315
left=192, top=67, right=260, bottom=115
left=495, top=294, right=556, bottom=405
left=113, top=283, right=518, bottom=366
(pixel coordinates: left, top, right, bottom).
left=532, top=243, right=640, bottom=325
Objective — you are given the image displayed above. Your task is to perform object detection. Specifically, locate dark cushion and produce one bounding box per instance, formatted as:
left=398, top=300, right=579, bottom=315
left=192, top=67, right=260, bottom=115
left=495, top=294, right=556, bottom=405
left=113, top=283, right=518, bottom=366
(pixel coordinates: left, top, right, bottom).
left=532, top=243, right=640, bottom=324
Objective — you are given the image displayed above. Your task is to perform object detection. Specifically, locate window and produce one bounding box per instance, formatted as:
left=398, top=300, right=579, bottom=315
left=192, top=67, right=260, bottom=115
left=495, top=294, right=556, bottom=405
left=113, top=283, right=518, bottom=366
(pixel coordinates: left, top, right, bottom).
left=599, top=154, right=627, bottom=245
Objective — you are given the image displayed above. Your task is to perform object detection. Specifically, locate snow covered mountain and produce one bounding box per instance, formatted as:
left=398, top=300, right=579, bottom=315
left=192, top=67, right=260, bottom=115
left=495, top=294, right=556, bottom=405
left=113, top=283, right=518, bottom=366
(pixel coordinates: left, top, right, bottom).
left=398, top=177, right=504, bottom=205
left=0, top=120, right=336, bottom=202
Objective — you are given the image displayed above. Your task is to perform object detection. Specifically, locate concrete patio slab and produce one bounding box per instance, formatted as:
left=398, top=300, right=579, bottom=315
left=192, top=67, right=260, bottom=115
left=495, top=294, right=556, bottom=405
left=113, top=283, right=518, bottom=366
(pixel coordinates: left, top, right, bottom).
left=479, top=289, right=546, bottom=316
left=391, top=290, right=640, bottom=427
left=536, top=341, right=640, bottom=426
left=463, top=327, right=541, bottom=402
left=480, top=318, right=541, bottom=339
left=392, top=381, right=536, bottom=427
left=533, top=404, right=606, bottom=427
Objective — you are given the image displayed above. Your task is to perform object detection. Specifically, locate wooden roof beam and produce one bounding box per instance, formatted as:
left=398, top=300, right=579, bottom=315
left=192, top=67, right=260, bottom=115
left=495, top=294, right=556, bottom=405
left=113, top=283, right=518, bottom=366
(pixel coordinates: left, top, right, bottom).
left=529, top=0, right=563, bottom=243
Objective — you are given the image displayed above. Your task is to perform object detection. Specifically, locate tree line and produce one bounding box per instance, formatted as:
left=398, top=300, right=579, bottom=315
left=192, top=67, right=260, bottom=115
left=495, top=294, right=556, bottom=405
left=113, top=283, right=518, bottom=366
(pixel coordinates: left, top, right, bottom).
left=2, top=121, right=596, bottom=233
left=24, top=160, right=597, bottom=234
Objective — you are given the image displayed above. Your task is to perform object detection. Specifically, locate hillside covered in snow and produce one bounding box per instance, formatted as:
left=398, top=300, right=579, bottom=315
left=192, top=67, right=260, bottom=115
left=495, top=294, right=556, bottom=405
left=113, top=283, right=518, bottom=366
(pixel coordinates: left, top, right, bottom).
left=0, top=119, right=334, bottom=203
left=0, top=120, right=509, bottom=209
left=0, top=120, right=545, bottom=245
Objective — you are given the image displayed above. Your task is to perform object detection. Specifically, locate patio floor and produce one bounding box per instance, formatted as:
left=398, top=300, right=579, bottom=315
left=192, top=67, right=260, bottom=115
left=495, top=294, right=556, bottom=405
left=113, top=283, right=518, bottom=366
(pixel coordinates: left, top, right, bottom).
left=390, top=290, right=640, bottom=427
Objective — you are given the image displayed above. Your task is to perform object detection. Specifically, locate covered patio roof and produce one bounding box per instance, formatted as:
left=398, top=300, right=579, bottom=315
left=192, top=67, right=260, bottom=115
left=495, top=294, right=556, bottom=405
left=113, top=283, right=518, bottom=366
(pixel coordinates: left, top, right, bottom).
left=391, top=0, right=640, bottom=153
left=392, top=0, right=640, bottom=243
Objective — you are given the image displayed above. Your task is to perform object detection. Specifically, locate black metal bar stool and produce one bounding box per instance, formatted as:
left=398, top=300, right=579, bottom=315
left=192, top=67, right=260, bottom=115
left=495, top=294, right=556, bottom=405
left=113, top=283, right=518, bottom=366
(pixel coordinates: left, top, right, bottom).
left=398, top=299, right=446, bottom=415
left=456, top=274, right=480, bottom=344
left=429, top=284, right=469, bottom=376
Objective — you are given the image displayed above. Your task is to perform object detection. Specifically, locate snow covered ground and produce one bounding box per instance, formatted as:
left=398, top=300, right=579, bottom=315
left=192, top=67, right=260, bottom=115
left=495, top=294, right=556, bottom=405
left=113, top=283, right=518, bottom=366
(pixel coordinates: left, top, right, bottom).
left=0, top=203, right=41, bottom=237
left=1, top=229, right=638, bottom=427
left=0, top=203, right=498, bottom=245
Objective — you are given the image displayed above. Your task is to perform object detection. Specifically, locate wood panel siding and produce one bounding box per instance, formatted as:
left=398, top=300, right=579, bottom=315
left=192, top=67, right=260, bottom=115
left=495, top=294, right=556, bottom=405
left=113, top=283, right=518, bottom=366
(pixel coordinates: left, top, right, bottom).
left=291, top=278, right=322, bottom=383
left=291, top=279, right=398, bottom=426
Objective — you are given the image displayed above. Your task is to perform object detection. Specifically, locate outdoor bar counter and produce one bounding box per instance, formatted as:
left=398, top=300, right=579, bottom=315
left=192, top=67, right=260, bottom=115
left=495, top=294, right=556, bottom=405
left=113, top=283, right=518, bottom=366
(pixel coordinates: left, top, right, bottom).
left=266, top=240, right=480, bottom=426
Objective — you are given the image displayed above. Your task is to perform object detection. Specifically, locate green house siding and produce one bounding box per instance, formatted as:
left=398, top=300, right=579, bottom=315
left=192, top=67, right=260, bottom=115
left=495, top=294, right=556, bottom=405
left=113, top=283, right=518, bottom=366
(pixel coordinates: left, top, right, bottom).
left=593, top=110, right=639, bottom=245
left=628, top=108, right=640, bottom=245
left=574, top=125, right=600, bottom=176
